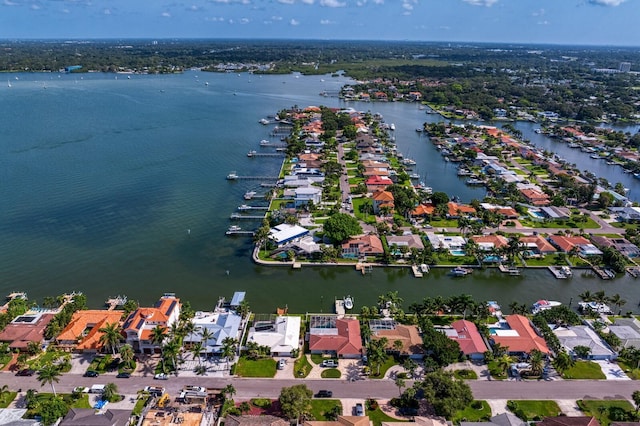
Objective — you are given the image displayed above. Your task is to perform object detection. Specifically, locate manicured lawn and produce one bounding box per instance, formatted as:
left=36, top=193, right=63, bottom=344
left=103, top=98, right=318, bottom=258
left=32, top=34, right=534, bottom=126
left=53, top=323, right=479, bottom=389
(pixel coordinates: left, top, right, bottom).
left=616, top=360, right=640, bottom=379
left=507, top=400, right=561, bottom=421
left=29, top=350, right=72, bottom=372
left=87, top=354, right=115, bottom=374
left=454, top=369, right=478, bottom=380
left=321, top=368, right=341, bottom=379
left=234, top=357, right=277, bottom=378
left=310, top=354, right=326, bottom=364
left=0, top=391, right=17, bottom=408
left=452, top=400, right=491, bottom=423
left=429, top=219, right=459, bottom=228
left=367, top=407, right=407, bottom=426
left=133, top=395, right=150, bottom=416
left=562, top=360, right=606, bottom=379
left=577, top=399, right=638, bottom=426
left=310, top=399, right=342, bottom=421
left=370, top=357, right=397, bottom=380
left=294, top=355, right=312, bottom=379
left=487, top=360, right=508, bottom=380
left=523, top=255, right=569, bottom=267
left=70, top=394, right=92, bottom=409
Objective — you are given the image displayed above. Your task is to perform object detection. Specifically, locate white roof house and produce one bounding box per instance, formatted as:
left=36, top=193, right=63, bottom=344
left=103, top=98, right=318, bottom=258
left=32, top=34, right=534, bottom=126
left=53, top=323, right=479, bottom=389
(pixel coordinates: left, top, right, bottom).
left=184, top=310, right=242, bottom=354
left=554, top=325, right=616, bottom=360
left=247, top=316, right=301, bottom=356
left=294, top=186, right=322, bottom=207
left=269, top=224, right=309, bottom=246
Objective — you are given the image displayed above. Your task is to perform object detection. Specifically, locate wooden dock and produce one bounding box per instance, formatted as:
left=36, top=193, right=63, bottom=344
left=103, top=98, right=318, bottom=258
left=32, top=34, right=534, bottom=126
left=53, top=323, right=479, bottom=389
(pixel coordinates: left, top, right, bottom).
left=230, top=213, right=267, bottom=220
left=226, top=174, right=279, bottom=181
left=238, top=205, right=269, bottom=211
left=592, top=266, right=614, bottom=280
left=247, top=152, right=285, bottom=158
left=226, top=230, right=255, bottom=236
left=105, top=295, right=127, bottom=310
left=627, top=266, right=640, bottom=278
left=498, top=264, right=521, bottom=276
left=355, top=263, right=373, bottom=275
left=334, top=299, right=345, bottom=316
left=548, top=266, right=569, bottom=279
left=411, top=265, right=423, bottom=278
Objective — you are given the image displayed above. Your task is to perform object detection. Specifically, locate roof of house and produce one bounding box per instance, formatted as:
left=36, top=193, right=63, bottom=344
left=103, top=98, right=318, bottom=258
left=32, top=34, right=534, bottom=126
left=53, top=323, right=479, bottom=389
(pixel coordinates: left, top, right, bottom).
left=56, top=310, right=123, bottom=351
left=365, top=175, right=393, bottom=186
left=185, top=311, right=242, bottom=349
left=520, top=188, right=550, bottom=205
left=447, top=202, right=477, bottom=216
left=371, top=323, right=425, bottom=356
left=0, top=313, right=55, bottom=350
left=411, top=204, right=435, bottom=216
left=490, top=314, right=550, bottom=354
left=518, top=235, right=557, bottom=253
left=373, top=190, right=394, bottom=202
left=383, top=417, right=448, bottom=426
left=60, top=408, right=132, bottom=426
left=309, top=318, right=362, bottom=356
left=342, top=234, right=384, bottom=255
left=461, top=413, right=527, bottom=426
left=445, top=320, right=488, bottom=355
left=537, top=417, right=600, bottom=426
left=386, top=234, right=425, bottom=250
left=226, top=415, right=290, bottom=426
left=123, top=295, right=180, bottom=334
left=471, top=235, right=509, bottom=249
left=554, top=325, right=615, bottom=358
left=306, top=416, right=371, bottom=426
left=247, top=315, right=301, bottom=353
left=548, top=235, right=591, bottom=253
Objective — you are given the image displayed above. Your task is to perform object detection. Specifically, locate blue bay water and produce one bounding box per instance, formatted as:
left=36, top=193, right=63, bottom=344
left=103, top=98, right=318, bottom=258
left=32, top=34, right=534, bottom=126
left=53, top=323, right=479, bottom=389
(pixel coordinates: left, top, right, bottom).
left=1, top=71, right=639, bottom=314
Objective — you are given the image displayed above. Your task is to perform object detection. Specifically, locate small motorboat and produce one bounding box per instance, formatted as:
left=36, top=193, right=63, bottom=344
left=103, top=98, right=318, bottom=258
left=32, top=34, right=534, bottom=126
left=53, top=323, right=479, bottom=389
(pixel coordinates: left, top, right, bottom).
left=343, top=296, right=354, bottom=310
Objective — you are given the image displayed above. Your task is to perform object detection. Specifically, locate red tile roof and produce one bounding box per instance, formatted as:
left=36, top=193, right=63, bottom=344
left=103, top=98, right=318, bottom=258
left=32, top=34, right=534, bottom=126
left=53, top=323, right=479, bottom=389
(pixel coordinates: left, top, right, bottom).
left=491, top=314, right=549, bottom=354
left=471, top=235, right=509, bottom=249
left=411, top=204, right=435, bottom=216
left=518, top=235, right=557, bottom=253
left=373, top=190, right=394, bottom=202
left=520, top=189, right=550, bottom=206
left=309, top=318, right=362, bottom=357
left=448, top=320, right=488, bottom=355
left=548, top=235, right=591, bottom=253
left=447, top=202, right=476, bottom=217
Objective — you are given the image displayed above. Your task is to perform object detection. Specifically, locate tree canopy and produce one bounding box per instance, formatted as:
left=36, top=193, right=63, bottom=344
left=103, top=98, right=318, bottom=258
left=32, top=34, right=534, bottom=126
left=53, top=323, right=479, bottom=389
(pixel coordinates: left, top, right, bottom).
left=323, top=213, right=363, bottom=243
left=278, top=384, right=313, bottom=422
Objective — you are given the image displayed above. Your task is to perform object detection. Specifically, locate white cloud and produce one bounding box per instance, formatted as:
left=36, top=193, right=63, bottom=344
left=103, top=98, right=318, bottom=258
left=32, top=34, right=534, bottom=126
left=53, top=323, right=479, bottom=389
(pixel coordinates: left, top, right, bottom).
left=161, top=11, right=171, bottom=17
left=320, top=19, right=335, bottom=24
left=210, top=0, right=251, bottom=4
left=320, top=0, right=345, bottom=6
left=3, top=0, right=19, bottom=6
left=537, top=20, right=549, bottom=25
left=277, top=0, right=295, bottom=3
left=402, top=2, right=413, bottom=10
left=290, top=18, right=300, bottom=25
left=187, top=5, right=203, bottom=11
left=532, top=8, right=545, bottom=17
left=588, top=0, right=625, bottom=5
left=102, top=8, right=111, bottom=15
left=462, top=0, right=498, bottom=6
left=205, top=16, right=225, bottom=21
left=271, top=15, right=283, bottom=20
left=239, top=17, right=249, bottom=23
left=301, top=0, right=315, bottom=4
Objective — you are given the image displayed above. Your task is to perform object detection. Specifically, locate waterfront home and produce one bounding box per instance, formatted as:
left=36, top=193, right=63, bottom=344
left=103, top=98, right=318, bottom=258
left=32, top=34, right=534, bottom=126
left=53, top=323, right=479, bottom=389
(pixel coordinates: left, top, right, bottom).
left=410, top=203, right=435, bottom=218
left=308, top=316, right=363, bottom=358
left=269, top=224, right=310, bottom=247
left=0, top=312, right=55, bottom=351
left=489, top=315, right=550, bottom=356
left=298, top=152, right=324, bottom=169
left=538, top=206, right=571, bottom=221
left=372, top=190, right=395, bottom=215
left=425, top=232, right=466, bottom=253
left=471, top=235, right=509, bottom=251
left=480, top=203, right=519, bottom=219
left=56, top=310, right=123, bottom=353
left=553, top=325, right=616, bottom=361
left=548, top=235, right=603, bottom=256
left=342, top=234, right=384, bottom=258
left=440, top=319, right=488, bottom=360
left=365, top=175, right=394, bottom=192
left=183, top=310, right=242, bottom=355
left=246, top=315, right=301, bottom=357
left=306, top=416, right=371, bottom=426
left=591, top=236, right=640, bottom=258
left=291, top=235, right=323, bottom=257
left=461, top=413, right=527, bottom=426
left=60, top=408, right=132, bottom=426
left=520, top=188, right=551, bottom=206
left=386, top=234, right=425, bottom=253
left=446, top=202, right=476, bottom=218
left=369, top=319, right=424, bottom=359
left=518, top=235, right=557, bottom=257
left=283, top=175, right=316, bottom=188
left=122, top=294, right=181, bottom=354
left=294, top=187, right=322, bottom=207
left=610, top=206, right=640, bottom=222
left=609, top=318, right=640, bottom=348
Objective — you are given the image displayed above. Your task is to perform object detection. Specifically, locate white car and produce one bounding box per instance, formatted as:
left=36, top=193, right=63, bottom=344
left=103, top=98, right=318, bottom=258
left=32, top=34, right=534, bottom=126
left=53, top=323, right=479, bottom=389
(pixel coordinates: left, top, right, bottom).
left=154, top=373, right=169, bottom=380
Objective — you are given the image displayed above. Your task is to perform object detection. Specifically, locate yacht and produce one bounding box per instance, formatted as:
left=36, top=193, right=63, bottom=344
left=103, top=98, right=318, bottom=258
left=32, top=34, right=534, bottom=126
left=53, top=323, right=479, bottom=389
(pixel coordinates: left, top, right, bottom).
left=226, top=172, right=238, bottom=180
left=451, top=266, right=472, bottom=277
left=578, top=301, right=612, bottom=314
left=466, top=178, right=485, bottom=186
left=247, top=150, right=257, bottom=157
left=531, top=300, right=562, bottom=314
left=259, top=119, right=270, bottom=125
left=243, top=191, right=257, bottom=200
left=226, top=225, right=242, bottom=235
left=409, top=173, right=421, bottom=180
left=343, top=296, right=354, bottom=310
left=390, top=123, right=396, bottom=131
left=260, top=139, right=270, bottom=146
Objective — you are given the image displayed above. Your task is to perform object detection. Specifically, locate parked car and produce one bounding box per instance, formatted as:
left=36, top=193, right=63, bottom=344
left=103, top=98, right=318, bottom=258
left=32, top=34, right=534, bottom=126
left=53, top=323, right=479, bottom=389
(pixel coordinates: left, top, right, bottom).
left=116, top=372, right=131, bottom=378
left=315, top=390, right=333, bottom=398
left=277, top=359, right=286, bottom=370
left=355, top=403, right=365, bottom=416
left=144, top=386, right=165, bottom=397
left=83, top=370, right=99, bottom=378
left=154, top=373, right=168, bottom=380
left=16, top=369, right=35, bottom=376
left=321, top=359, right=338, bottom=368
left=73, top=386, right=89, bottom=393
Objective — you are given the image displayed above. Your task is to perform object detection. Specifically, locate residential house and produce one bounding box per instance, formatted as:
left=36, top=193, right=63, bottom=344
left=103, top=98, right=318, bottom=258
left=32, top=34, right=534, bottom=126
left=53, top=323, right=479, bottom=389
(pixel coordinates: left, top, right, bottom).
left=369, top=319, right=425, bottom=359
left=227, top=415, right=290, bottom=426
left=548, top=235, right=602, bottom=256
left=60, top=408, right=132, bottom=426
left=56, top=310, right=123, bottom=353
left=489, top=315, right=549, bottom=355
left=386, top=234, right=425, bottom=253
left=342, top=234, right=384, bottom=258
left=520, top=188, right=550, bottom=206
left=365, top=175, right=393, bottom=193
left=183, top=310, right=242, bottom=355
left=537, top=417, right=600, bottom=426
left=540, top=206, right=571, bottom=220
left=294, top=187, right=322, bottom=207
left=447, top=202, right=477, bottom=218
left=246, top=315, right=301, bottom=357
left=471, top=235, right=509, bottom=251
left=425, top=232, right=467, bottom=253
left=461, top=413, right=527, bottom=426
left=554, top=325, right=617, bottom=361
left=269, top=224, right=310, bottom=247
left=122, top=294, right=181, bottom=354
left=518, top=235, right=557, bottom=257
left=610, top=206, right=640, bottom=222
left=411, top=203, right=435, bottom=218
left=440, top=319, right=488, bottom=360
left=591, top=236, right=640, bottom=258
left=308, top=316, right=363, bottom=358
left=0, top=312, right=55, bottom=351
left=372, top=190, right=394, bottom=215
left=383, top=417, right=448, bottom=426
left=480, top=204, right=519, bottom=219
left=306, top=416, right=371, bottom=426
left=609, top=318, right=640, bottom=349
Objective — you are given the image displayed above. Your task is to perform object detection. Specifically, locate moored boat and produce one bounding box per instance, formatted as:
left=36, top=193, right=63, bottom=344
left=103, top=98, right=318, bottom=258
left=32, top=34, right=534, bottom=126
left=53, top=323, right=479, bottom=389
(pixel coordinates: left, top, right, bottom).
left=531, top=300, right=561, bottom=314
left=344, top=295, right=353, bottom=310
left=451, top=266, right=472, bottom=277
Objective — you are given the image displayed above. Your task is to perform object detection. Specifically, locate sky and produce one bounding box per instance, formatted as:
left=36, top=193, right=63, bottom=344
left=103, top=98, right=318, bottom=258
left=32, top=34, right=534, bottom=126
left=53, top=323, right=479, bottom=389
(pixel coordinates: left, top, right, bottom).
left=1, top=0, right=639, bottom=46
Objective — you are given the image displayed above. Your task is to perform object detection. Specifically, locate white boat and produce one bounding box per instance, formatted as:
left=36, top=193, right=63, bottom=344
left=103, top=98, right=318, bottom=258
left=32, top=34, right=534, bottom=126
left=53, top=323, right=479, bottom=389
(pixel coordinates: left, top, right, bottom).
left=415, top=128, right=423, bottom=133
left=390, top=123, right=396, bottom=131
left=531, top=300, right=562, bottom=314
left=466, top=178, right=485, bottom=185
left=260, top=139, right=270, bottom=146
left=247, top=150, right=257, bottom=157
left=534, top=128, right=542, bottom=134
left=402, top=158, right=417, bottom=166
left=590, top=154, right=600, bottom=159
left=419, top=264, right=430, bottom=273
left=457, top=169, right=472, bottom=176
left=259, top=119, right=269, bottom=125
left=226, top=172, right=238, bottom=180
left=343, top=296, right=353, bottom=310
left=409, top=173, right=421, bottom=180
left=243, top=191, right=257, bottom=200
left=578, top=301, right=612, bottom=314
left=451, top=266, right=472, bottom=277
left=226, top=225, right=242, bottom=235
left=7, top=80, right=11, bottom=88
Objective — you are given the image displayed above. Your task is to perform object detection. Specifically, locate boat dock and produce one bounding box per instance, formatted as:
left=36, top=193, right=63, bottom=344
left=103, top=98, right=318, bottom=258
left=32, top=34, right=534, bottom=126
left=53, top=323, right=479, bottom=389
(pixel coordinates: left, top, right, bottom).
left=247, top=152, right=285, bottom=158
left=334, top=299, right=346, bottom=316
left=498, top=264, right=521, bottom=275
left=548, top=266, right=572, bottom=279
left=627, top=266, right=640, bottom=278
left=592, top=266, right=614, bottom=280
left=411, top=265, right=423, bottom=278
left=238, top=205, right=269, bottom=211
left=355, top=263, right=373, bottom=275
left=226, top=173, right=279, bottom=181
left=260, top=142, right=287, bottom=148
left=230, top=213, right=267, bottom=220
left=105, top=295, right=127, bottom=310
left=226, top=230, right=255, bottom=236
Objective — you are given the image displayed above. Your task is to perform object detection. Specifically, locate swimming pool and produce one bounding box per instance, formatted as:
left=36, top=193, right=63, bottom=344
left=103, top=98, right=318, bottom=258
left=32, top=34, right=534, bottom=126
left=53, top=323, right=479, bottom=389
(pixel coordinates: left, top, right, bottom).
left=529, top=210, right=545, bottom=219
left=450, top=249, right=466, bottom=256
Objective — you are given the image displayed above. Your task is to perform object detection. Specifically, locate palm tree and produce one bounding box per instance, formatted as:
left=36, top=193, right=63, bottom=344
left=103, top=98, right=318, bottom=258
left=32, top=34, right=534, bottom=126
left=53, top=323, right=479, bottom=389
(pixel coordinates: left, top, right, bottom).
left=191, top=342, right=204, bottom=367
left=150, top=325, right=168, bottom=371
left=37, top=365, right=61, bottom=397
left=393, top=340, right=403, bottom=355
left=593, top=290, right=608, bottom=305
left=496, top=354, right=514, bottom=377
left=98, top=322, right=122, bottom=355
left=180, top=320, right=196, bottom=341
left=163, top=339, right=181, bottom=372
left=102, top=383, right=118, bottom=402
left=609, top=293, right=627, bottom=313
left=528, top=349, right=544, bottom=376
left=221, top=337, right=238, bottom=368
left=222, top=383, right=236, bottom=401
left=578, top=291, right=593, bottom=302
left=632, top=390, right=640, bottom=414
left=552, top=352, right=575, bottom=374
left=394, top=376, right=406, bottom=396
left=367, top=337, right=388, bottom=376
left=119, top=344, right=134, bottom=370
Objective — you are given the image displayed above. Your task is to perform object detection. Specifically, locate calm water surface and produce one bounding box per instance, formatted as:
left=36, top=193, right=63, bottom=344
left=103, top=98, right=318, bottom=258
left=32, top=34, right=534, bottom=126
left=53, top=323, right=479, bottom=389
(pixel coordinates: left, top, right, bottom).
left=1, top=72, right=639, bottom=313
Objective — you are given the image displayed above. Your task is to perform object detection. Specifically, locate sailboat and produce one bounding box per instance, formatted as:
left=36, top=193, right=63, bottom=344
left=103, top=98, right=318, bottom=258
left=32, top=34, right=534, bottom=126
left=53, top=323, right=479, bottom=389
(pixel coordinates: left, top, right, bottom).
left=7, top=79, right=11, bottom=88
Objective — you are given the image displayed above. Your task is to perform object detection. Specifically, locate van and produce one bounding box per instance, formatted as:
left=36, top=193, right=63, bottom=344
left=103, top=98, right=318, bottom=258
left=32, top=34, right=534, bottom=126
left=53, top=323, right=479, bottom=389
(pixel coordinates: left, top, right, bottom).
left=90, top=384, right=105, bottom=394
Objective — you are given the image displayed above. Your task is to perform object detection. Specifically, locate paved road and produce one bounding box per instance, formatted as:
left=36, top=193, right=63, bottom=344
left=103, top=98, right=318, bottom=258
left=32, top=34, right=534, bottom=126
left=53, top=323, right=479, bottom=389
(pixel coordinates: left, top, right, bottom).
left=2, top=373, right=638, bottom=401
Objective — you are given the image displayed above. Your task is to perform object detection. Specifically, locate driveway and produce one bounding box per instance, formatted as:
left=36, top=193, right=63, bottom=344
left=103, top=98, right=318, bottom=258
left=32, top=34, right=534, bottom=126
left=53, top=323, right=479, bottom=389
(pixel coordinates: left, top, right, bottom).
left=593, top=360, right=631, bottom=380
left=69, top=353, right=96, bottom=375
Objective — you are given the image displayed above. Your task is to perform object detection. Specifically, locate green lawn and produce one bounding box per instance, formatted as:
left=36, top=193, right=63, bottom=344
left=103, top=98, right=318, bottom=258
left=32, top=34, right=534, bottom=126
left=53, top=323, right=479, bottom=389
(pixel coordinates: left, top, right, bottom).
left=454, top=369, right=478, bottom=380
left=452, top=400, right=491, bottom=423
left=70, top=394, right=92, bottom=409
left=321, top=368, right=341, bottom=379
left=87, top=354, right=115, bottom=374
left=577, top=399, right=638, bottom=426
left=507, top=400, right=561, bottom=421
left=523, top=255, right=569, bottom=267
left=29, top=350, right=72, bottom=372
left=487, top=360, right=508, bottom=380
left=133, top=395, right=150, bottom=416
left=234, top=357, right=277, bottom=378
left=370, top=357, right=397, bottom=380
left=294, top=355, right=312, bottom=379
left=616, top=360, right=640, bottom=379
left=310, top=399, right=342, bottom=420
left=0, top=391, right=17, bottom=408
left=367, top=407, right=407, bottom=426
left=562, top=360, right=606, bottom=379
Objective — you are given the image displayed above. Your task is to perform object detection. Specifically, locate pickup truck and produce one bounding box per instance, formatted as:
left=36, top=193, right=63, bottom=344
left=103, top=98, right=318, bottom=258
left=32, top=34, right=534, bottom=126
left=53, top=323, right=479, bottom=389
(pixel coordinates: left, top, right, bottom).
left=89, top=384, right=105, bottom=394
